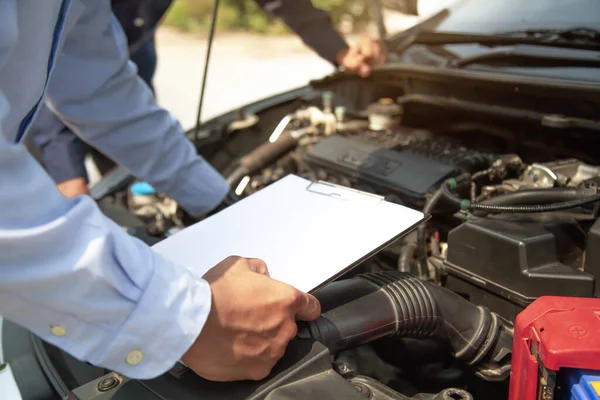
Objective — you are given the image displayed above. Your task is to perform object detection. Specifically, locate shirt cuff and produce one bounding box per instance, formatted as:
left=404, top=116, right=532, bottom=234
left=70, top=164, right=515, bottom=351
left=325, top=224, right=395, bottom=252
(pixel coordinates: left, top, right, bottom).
left=88, top=252, right=212, bottom=380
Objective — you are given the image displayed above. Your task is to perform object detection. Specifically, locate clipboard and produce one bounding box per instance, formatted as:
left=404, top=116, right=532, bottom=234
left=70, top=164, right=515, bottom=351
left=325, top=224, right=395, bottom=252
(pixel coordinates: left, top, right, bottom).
left=151, top=174, right=428, bottom=294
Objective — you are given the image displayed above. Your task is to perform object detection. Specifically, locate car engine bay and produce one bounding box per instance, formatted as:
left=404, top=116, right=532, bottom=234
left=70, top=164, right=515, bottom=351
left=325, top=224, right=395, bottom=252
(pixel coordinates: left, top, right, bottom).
left=76, top=69, right=600, bottom=399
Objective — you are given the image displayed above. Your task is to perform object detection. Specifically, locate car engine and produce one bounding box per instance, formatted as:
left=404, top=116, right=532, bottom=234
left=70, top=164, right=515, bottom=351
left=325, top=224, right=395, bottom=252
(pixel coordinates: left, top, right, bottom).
left=98, top=74, right=600, bottom=400
left=222, top=88, right=600, bottom=324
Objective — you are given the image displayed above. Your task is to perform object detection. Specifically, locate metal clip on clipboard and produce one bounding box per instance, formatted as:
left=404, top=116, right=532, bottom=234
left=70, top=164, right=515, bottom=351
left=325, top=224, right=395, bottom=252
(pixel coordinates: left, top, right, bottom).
left=305, top=180, right=384, bottom=205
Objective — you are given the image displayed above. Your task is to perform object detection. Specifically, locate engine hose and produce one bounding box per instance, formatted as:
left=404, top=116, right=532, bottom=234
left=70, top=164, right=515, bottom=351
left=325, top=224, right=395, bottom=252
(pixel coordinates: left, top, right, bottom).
left=480, top=187, right=581, bottom=206
left=443, top=178, right=600, bottom=213
left=416, top=173, right=471, bottom=277
left=416, top=187, right=444, bottom=278
left=398, top=239, right=417, bottom=273
left=471, top=168, right=493, bottom=181
left=225, top=166, right=249, bottom=187
left=225, top=130, right=300, bottom=186
left=298, top=271, right=511, bottom=380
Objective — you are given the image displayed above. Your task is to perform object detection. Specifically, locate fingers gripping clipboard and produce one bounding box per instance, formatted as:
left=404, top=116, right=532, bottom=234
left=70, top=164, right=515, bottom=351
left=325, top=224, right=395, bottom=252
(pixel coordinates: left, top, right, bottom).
left=151, top=174, right=428, bottom=294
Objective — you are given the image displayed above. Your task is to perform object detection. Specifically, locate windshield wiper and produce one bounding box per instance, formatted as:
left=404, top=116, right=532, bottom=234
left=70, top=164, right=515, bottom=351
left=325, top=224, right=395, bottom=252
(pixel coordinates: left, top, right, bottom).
left=497, top=27, right=600, bottom=46
left=447, top=46, right=600, bottom=68
left=404, top=30, right=600, bottom=51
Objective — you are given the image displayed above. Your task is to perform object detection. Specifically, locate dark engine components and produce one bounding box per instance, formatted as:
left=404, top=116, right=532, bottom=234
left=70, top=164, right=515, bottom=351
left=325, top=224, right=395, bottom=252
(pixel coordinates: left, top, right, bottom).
left=305, top=135, right=462, bottom=207
left=304, top=134, right=501, bottom=208
left=441, top=215, right=597, bottom=323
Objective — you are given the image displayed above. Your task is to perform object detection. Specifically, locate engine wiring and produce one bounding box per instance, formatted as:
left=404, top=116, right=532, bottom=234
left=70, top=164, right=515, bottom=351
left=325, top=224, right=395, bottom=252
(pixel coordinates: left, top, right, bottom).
left=442, top=176, right=600, bottom=214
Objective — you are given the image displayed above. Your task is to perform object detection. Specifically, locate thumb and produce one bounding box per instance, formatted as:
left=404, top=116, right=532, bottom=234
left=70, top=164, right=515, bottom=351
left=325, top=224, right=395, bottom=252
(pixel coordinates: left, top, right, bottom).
left=294, top=292, right=321, bottom=321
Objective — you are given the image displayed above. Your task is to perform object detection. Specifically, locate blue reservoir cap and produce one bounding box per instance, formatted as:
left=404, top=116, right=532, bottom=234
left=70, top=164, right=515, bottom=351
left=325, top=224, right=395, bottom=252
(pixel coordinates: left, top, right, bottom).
left=131, top=181, right=156, bottom=196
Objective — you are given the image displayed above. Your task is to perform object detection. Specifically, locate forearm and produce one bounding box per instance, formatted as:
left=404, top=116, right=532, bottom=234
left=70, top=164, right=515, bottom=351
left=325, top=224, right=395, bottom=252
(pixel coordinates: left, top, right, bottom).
left=255, top=0, right=348, bottom=65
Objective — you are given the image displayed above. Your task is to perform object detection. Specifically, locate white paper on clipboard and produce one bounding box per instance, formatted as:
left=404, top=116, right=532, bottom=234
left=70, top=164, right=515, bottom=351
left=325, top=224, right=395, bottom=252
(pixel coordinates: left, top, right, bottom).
left=151, top=174, right=427, bottom=293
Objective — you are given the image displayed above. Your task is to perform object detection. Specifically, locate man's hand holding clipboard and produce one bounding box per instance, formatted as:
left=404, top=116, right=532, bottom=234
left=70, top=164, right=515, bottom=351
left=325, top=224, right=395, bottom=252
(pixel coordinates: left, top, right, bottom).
left=181, top=256, right=321, bottom=382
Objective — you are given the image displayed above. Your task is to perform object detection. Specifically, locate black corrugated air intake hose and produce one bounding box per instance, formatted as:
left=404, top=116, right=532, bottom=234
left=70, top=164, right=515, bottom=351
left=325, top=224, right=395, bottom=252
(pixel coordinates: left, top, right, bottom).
left=298, top=271, right=512, bottom=381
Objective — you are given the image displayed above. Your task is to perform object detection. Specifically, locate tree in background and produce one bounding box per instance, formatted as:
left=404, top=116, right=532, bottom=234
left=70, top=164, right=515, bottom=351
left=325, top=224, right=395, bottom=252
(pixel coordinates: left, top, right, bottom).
left=164, top=0, right=372, bottom=33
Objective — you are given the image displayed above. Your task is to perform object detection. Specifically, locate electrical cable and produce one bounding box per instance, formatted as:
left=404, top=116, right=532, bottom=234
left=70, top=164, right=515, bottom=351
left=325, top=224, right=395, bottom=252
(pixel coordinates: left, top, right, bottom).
left=443, top=178, right=600, bottom=213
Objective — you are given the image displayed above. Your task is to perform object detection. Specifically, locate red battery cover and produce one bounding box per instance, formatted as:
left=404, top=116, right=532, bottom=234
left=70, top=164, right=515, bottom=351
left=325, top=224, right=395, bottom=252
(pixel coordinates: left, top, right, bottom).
left=509, top=296, right=600, bottom=400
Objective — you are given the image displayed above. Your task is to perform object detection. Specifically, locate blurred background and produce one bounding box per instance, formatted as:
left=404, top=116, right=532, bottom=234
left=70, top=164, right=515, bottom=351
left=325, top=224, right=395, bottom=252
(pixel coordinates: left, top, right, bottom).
left=85, top=0, right=457, bottom=182
left=151, top=0, right=456, bottom=127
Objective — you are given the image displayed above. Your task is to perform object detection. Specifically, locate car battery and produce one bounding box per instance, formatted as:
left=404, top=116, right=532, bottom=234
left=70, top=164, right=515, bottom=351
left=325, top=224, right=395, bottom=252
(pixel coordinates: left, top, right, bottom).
left=509, top=296, right=600, bottom=400
left=565, top=369, right=600, bottom=399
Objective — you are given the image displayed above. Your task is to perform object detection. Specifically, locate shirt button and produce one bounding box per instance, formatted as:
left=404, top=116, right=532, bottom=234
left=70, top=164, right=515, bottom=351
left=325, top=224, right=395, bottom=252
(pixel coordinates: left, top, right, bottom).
left=126, top=350, right=144, bottom=366
left=134, top=17, right=145, bottom=27
left=50, top=325, right=67, bottom=337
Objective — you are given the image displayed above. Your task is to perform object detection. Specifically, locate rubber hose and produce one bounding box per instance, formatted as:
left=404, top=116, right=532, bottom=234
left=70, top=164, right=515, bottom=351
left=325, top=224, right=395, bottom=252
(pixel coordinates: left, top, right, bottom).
left=416, top=188, right=444, bottom=278
left=480, top=188, right=581, bottom=206
left=225, top=131, right=300, bottom=186
left=299, top=271, right=500, bottom=367
left=240, top=131, right=299, bottom=171
left=416, top=173, right=471, bottom=277
left=398, top=240, right=417, bottom=273
left=443, top=182, right=600, bottom=213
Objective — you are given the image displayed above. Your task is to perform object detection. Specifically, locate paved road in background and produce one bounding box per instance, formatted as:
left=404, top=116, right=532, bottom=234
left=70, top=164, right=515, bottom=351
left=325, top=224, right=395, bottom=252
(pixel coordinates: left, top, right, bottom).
left=152, top=30, right=336, bottom=129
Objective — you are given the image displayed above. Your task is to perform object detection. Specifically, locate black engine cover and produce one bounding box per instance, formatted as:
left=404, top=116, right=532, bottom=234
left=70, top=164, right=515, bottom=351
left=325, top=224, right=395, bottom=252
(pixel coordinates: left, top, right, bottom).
left=443, top=215, right=596, bottom=323
left=305, top=135, right=460, bottom=207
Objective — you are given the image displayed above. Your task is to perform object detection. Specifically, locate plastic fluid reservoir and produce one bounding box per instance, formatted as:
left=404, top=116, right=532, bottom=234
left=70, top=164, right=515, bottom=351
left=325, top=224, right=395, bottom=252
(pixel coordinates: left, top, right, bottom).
left=129, top=181, right=157, bottom=208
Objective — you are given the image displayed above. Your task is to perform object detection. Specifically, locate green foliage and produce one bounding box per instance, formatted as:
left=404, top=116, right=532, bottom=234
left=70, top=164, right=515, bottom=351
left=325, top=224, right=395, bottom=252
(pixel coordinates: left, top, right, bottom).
left=246, top=13, right=270, bottom=33
left=164, top=0, right=211, bottom=31
left=216, top=4, right=240, bottom=30
left=164, top=0, right=370, bottom=33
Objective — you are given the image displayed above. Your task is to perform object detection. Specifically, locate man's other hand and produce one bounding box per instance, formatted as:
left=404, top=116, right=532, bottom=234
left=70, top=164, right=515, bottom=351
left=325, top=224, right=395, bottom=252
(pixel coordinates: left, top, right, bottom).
left=57, top=177, right=90, bottom=198
left=336, top=36, right=387, bottom=78
left=182, top=256, right=321, bottom=382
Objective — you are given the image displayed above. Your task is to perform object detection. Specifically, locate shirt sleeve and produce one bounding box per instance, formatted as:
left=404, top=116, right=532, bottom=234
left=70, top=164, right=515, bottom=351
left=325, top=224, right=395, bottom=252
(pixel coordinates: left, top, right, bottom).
left=45, top=0, right=229, bottom=217
left=255, top=0, right=349, bottom=65
left=0, top=2, right=216, bottom=379
left=27, top=104, right=90, bottom=184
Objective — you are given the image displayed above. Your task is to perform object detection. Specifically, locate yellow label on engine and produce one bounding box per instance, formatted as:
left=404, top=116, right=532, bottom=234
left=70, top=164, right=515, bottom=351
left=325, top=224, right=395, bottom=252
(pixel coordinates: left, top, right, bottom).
left=591, top=381, right=600, bottom=396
